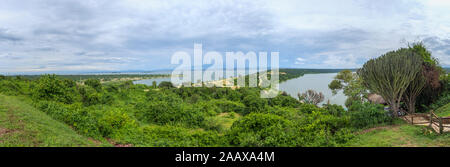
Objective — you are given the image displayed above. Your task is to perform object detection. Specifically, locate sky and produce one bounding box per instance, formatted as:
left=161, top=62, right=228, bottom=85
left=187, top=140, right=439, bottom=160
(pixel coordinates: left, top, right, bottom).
left=0, top=0, right=449, bottom=74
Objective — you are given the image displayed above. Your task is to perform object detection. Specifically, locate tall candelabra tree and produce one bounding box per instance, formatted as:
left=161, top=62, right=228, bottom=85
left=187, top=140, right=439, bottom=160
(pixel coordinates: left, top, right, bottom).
left=358, top=48, right=423, bottom=117
left=403, top=68, right=426, bottom=114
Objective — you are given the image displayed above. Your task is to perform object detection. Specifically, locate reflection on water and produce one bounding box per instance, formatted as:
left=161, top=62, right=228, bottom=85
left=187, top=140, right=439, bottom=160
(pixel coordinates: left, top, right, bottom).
left=279, top=73, right=347, bottom=107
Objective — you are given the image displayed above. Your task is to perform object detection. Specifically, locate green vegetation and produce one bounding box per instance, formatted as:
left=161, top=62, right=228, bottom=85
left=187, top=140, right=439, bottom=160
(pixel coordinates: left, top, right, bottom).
left=11, top=74, right=169, bottom=83
left=0, top=72, right=397, bottom=147
left=359, top=48, right=424, bottom=116
left=435, top=103, right=450, bottom=117
left=345, top=122, right=450, bottom=147
left=0, top=45, right=448, bottom=147
left=329, top=70, right=367, bottom=108
left=0, top=94, right=104, bottom=146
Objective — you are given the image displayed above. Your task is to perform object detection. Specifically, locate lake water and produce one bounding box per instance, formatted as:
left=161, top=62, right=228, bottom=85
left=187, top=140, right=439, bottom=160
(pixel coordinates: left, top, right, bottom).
left=133, top=77, right=172, bottom=86
left=279, top=73, right=346, bottom=107
left=134, top=72, right=347, bottom=107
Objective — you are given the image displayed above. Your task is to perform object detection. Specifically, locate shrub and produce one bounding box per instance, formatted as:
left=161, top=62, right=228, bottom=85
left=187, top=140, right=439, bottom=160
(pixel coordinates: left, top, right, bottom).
left=36, top=101, right=102, bottom=138
left=32, top=74, right=76, bottom=104
left=119, top=125, right=227, bottom=147
left=298, top=103, right=325, bottom=114
left=242, top=95, right=267, bottom=115
left=78, top=86, right=101, bottom=106
left=158, top=81, right=174, bottom=88
left=0, top=79, right=23, bottom=95
left=268, top=94, right=300, bottom=108
left=84, top=79, right=102, bottom=91
left=348, top=101, right=392, bottom=129
left=227, top=113, right=296, bottom=146
left=323, top=104, right=346, bottom=116
left=98, top=109, right=137, bottom=138
left=211, top=100, right=245, bottom=114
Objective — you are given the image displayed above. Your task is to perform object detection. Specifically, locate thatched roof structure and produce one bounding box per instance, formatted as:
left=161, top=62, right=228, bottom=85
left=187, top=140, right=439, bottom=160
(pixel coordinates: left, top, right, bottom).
left=368, top=93, right=386, bottom=104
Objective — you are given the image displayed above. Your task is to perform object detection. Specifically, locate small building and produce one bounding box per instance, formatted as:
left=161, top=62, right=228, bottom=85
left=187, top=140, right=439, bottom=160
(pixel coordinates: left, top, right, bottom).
left=368, top=93, right=387, bottom=105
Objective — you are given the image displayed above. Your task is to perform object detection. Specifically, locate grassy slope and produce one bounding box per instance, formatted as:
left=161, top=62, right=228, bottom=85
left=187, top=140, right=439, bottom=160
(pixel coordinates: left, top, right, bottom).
left=0, top=94, right=103, bottom=147
left=345, top=122, right=450, bottom=147
left=435, top=103, right=450, bottom=117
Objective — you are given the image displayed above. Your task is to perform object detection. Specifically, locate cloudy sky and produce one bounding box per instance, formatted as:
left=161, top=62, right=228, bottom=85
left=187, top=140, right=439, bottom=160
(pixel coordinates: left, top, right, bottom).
left=0, top=0, right=449, bottom=74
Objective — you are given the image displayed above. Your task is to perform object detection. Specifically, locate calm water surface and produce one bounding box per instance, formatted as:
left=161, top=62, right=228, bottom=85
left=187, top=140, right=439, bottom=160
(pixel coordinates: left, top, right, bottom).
left=279, top=73, right=346, bottom=107
left=134, top=73, right=347, bottom=107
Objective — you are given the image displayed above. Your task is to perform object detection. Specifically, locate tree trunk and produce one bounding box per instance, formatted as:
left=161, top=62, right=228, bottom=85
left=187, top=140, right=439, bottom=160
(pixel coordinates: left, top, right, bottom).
left=391, top=100, right=399, bottom=117
left=408, top=99, right=416, bottom=114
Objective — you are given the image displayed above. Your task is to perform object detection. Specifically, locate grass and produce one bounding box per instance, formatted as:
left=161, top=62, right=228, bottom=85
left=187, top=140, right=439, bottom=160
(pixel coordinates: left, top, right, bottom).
left=205, top=112, right=241, bottom=132
left=344, top=121, right=450, bottom=147
left=0, top=94, right=108, bottom=147
left=435, top=103, right=450, bottom=117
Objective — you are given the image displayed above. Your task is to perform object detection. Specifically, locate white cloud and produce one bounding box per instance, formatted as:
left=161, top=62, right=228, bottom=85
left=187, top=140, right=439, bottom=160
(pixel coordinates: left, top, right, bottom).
left=295, top=57, right=306, bottom=65
left=0, top=0, right=449, bottom=74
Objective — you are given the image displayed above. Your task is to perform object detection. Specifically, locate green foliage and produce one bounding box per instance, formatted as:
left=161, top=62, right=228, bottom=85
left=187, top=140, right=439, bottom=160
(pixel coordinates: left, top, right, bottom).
left=323, top=104, right=346, bottom=117
left=98, top=109, right=137, bottom=138
left=158, top=81, right=174, bottom=88
left=329, top=70, right=368, bottom=108
left=0, top=95, right=102, bottom=146
left=84, top=79, right=102, bottom=91
left=359, top=48, right=423, bottom=116
left=228, top=113, right=296, bottom=146
left=0, top=71, right=410, bottom=147
left=268, top=94, right=300, bottom=107
left=32, top=74, right=77, bottom=104
left=211, top=99, right=245, bottom=114
left=78, top=86, right=101, bottom=106
left=348, top=101, right=392, bottom=129
left=242, top=95, right=267, bottom=115
left=298, top=103, right=324, bottom=114
left=0, top=79, right=24, bottom=95
left=408, top=42, right=438, bottom=66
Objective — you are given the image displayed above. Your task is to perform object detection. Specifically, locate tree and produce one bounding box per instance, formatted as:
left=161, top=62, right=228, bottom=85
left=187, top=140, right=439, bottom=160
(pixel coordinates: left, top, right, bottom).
left=358, top=48, right=423, bottom=117
left=152, top=81, right=157, bottom=88
left=297, top=89, right=324, bottom=106
left=84, top=79, right=102, bottom=91
left=328, top=70, right=368, bottom=107
left=158, top=81, right=174, bottom=89
left=403, top=70, right=425, bottom=113
left=402, top=43, right=437, bottom=113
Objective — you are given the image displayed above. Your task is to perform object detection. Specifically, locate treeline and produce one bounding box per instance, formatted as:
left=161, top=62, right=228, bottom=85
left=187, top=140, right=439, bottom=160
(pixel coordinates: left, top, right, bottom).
left=1, top=74, right=169, bottom=82
left=278, top=68, right=353, bottom=82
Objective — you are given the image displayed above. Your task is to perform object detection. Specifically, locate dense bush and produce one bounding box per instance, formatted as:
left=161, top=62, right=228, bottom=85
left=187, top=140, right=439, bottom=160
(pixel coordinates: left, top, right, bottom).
left=36, top=101, right=102, bottom=138
left=348, top=101, right=392, bottom=128
left=84, top=79, right=102, bottom=91
left=98, top=109, right=137, bottom=138
left=32, top=74, right=77, bottom=104
left=78, top=86, right=101, bottom=106
left=0, top=79, right=24, bottom=95
left=268, top=94, right=300, bottom=108
left=210, top=100, right=245, bottom=114
left=158, top=81, right=174, bottom=88
left=242, top=95, right=267, bottom=115
left=227, top=113, right=297, bottom=146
